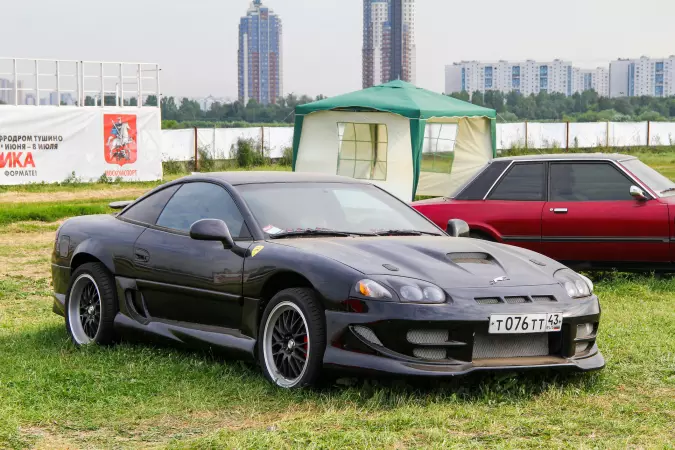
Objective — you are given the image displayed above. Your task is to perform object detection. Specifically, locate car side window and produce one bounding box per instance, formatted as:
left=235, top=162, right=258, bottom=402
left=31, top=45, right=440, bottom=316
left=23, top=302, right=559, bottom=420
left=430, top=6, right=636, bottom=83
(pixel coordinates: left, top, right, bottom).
left=156, top=182, right=251, bottom=239
left=119, top=185, right=180, bottom=225
left=550, top=163, right=634, bottom=201
left=489, top=162, right=545, bottom=201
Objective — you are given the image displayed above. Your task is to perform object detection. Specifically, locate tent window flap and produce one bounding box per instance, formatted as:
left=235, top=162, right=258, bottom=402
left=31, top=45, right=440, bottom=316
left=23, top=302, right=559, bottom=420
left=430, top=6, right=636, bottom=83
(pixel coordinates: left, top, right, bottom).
left=422, top=123, right=457, bottom=174
left=337, top=123, right=388, bottom=181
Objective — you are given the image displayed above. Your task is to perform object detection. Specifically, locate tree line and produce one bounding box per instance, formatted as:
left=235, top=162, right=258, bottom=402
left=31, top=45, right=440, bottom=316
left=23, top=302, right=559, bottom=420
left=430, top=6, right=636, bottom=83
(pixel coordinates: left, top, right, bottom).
left=449, top=90, right=675, bottom=122
left=76, top=89, right=675, bottom=125
left=83, top=94, right=324, bottom=127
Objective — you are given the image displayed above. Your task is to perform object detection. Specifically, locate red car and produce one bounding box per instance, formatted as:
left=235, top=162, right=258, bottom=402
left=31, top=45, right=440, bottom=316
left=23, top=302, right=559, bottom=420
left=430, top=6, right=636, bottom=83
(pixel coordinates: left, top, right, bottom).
left=413, top=154, right=675, bottom=271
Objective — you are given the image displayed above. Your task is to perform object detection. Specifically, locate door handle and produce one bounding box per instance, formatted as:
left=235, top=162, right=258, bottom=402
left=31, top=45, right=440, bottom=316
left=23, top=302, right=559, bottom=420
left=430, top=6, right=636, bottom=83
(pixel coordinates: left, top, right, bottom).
left=134, top=248, right=150, bottom=263
left=550, top=208, right=568, bottom=214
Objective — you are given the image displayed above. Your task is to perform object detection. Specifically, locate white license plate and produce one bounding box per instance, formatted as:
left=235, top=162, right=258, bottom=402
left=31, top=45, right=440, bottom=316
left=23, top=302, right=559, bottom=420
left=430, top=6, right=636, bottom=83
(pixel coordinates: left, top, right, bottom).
left=488, top=313, right=562, bottom=334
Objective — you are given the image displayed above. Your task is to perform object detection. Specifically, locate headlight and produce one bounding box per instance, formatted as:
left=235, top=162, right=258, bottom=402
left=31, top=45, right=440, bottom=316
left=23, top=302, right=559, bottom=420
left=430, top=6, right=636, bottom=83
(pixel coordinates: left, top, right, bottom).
left=355, top=279, right=392, bottom=299
left=353, top=278, right=447, bottom=303
left=554, top=269, right=593, bottom=298
left=389, top=278, right=447, bottom=304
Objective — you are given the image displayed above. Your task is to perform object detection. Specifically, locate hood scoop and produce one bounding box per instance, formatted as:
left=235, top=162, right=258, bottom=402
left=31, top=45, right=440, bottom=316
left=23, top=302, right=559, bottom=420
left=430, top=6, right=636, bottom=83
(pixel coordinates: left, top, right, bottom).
left=447, top=252, right=495, bottom=265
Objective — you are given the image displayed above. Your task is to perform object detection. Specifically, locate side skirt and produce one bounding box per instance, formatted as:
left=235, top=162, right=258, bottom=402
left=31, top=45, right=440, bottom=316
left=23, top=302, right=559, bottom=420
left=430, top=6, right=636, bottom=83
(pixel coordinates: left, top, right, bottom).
left=113, top=313, right=256, bottom=359
left=113, top=275, right=256, bottom=359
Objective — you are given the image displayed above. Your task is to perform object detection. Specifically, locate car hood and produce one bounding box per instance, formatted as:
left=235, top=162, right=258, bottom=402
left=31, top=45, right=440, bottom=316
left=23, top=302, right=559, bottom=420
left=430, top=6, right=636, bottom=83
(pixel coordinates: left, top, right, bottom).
left=272, top=236, right=565, bottom=289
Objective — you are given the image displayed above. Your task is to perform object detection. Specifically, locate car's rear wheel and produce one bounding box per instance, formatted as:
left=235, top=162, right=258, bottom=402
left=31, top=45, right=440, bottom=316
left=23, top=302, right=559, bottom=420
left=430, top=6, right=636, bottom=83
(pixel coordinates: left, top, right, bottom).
left=65, top=262, right=118, bottom=346
left=259, top=288, right=325, bottom=388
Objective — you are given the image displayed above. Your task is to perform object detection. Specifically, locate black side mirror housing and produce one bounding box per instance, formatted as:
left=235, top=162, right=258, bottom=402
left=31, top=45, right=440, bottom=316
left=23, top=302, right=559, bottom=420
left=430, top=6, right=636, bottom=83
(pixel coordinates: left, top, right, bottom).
left=447, top=219, right=470, bottom=238
left=190, top=219, right=235, bottom=249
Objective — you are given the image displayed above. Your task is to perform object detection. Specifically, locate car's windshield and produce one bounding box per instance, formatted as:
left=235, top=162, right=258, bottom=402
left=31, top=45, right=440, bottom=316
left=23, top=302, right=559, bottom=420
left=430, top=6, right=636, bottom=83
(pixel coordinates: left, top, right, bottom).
left=622, top=159, right=675, bottom=196
left=237, top=182, right=441, bottom=236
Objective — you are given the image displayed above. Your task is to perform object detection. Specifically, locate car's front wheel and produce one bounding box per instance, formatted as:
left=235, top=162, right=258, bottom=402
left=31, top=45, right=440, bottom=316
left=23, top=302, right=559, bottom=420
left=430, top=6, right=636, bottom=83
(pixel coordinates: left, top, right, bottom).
left=65, top=262, right=118, bottom=346
left=258, top=288, right=326, bottom=388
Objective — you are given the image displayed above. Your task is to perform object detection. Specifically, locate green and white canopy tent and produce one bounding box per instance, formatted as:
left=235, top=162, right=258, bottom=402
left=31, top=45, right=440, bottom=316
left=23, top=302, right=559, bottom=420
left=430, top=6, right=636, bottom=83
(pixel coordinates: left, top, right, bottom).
left=292, top=80, right=497, bottom=201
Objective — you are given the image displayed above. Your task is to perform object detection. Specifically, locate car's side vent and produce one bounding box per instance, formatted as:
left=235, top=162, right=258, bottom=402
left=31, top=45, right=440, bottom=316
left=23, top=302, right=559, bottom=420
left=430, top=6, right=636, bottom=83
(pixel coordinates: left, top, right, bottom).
left=504, top=296, right=530, bottom=304
left=475, top=297, right=502, bottom=305
left=447, top=252, right=494, bottom=265
left=532, top=295, right=557, bottom=303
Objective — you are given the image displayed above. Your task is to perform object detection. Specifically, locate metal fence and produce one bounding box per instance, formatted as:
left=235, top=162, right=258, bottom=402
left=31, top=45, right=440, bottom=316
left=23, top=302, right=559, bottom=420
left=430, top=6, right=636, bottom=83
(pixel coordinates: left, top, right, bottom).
left=0, top=57, right=160, bottom=107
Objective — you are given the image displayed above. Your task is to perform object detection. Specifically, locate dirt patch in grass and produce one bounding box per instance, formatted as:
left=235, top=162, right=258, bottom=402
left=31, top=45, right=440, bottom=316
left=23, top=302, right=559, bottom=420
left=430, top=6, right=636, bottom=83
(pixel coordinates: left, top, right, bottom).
left=0, top=221, right=63, bottom=234
left=0, top=230, right=55, bottom=247
left=0, top=187, right=149, bottom=204
left=0, top=230, right=53, bottom=279
left=25, top=408, right=321, bottom=449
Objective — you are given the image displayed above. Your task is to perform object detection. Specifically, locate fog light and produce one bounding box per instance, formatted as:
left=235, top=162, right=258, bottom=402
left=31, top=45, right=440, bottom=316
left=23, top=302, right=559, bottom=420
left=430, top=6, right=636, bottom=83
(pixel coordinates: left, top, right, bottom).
left=352, top=326, right=383, bottom=346
left=577, top=323, right=594, bottom=338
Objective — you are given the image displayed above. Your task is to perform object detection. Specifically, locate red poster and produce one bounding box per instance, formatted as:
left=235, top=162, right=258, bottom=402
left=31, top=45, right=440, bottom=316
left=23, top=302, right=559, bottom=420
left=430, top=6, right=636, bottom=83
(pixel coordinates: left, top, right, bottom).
left=104, top=114, right=137, bottom=166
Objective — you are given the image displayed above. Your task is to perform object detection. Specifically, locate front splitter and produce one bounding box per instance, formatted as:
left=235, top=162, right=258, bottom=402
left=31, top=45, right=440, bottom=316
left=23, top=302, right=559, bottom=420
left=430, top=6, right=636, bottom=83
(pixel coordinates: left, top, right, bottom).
left=323, top=346, right=605, bottom=376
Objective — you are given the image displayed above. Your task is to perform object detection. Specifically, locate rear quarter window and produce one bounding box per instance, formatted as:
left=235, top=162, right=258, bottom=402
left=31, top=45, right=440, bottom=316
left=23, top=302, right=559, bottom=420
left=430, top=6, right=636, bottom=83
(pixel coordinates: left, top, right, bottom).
left=454, top=160, right=511, bottom=200
left=119, top=185, right=180, bottom=225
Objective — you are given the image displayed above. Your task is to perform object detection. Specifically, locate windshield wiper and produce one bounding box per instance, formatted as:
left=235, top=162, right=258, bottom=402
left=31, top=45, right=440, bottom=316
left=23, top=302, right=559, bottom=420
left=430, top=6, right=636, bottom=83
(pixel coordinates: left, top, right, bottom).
left=269, top=229, right=376, bottom=239
left=661, top=187, right=675, bottom=194
left=373, top=229, right=443, bottom=236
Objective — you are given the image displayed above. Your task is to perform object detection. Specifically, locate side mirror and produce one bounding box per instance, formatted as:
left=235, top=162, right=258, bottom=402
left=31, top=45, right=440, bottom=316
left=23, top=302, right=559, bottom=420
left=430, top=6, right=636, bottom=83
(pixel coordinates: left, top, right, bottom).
left=190, top=219, right=235, bottom=249
left=630, top=185, right=648, bottom=201
left=447, top=219, right=470, bottom=238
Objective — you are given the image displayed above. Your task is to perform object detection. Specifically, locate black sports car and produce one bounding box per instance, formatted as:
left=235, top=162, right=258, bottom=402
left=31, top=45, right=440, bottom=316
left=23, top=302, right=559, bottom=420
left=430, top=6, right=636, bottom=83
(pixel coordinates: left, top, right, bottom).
left=51, top=172, right=604, bottom=388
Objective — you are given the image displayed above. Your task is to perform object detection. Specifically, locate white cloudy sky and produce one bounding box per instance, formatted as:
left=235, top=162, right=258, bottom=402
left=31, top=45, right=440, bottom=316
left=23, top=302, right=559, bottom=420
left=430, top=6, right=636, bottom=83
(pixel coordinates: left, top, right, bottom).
left=2, top=0, right=674, bottom=99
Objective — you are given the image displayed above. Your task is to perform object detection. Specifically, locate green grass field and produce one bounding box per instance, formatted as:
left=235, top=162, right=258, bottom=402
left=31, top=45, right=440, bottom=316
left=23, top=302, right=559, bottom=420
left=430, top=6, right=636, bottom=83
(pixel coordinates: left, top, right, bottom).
left=0, top=151, right=674, bottom=448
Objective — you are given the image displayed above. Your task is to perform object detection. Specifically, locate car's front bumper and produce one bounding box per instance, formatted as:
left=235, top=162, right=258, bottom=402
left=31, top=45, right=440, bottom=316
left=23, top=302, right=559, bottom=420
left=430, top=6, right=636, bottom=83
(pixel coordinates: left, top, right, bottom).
left=323, top=345, right=605, bottom=376
left=322, top=286, right=604, bottom=376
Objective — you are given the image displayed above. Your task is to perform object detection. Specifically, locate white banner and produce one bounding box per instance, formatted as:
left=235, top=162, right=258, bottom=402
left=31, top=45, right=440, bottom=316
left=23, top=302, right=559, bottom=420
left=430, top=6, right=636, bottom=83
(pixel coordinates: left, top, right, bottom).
left=526, top=122, right=567, bottom=149
left=0, top=106, right=162, bottom=185
left=609, top=122, right=648, bottom=147
left=650, top=122, right=675, bottom=146
left=162, top=127, right=295, bottom=161
left=568, top=122, right=608, bottom=148
left=161, top=128, right=194, bottom=162
left=497, top=123, right=526, bottom=150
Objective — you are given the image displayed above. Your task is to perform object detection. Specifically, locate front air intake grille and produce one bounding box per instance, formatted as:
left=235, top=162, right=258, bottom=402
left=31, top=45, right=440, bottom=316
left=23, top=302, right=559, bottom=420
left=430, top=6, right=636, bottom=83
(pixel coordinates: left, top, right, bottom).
left=352, top=326, right=383, bottom=346
left=407, top=329, right=449, bottom=345
left=476, top=295, right=557, bottom=305
left=472, top=332, right=549, bottom=359
left=504, top=296, right=529, bottom=304
left=476, top=297, right=502, bottom=305
left=413, top=348, right=447, bottom=360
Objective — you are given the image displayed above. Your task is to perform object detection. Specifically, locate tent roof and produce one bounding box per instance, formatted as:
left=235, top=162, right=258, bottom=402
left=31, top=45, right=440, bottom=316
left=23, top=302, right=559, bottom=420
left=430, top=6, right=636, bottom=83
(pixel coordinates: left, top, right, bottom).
left=295, top=80, right=496, bottom=120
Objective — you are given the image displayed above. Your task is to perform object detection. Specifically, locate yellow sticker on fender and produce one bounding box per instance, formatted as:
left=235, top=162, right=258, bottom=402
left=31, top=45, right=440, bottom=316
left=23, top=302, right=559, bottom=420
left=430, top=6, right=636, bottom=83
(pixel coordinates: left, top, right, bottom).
left=251, top=245, right=264, bottom=257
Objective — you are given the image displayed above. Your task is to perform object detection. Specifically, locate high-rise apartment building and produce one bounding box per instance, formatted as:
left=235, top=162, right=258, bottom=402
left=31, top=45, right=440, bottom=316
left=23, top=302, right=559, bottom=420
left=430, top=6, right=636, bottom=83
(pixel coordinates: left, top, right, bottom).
left=362, top=0, right=416, bottom=88
left=0, top=78, right=24, bottom=105
left=572, top=68, right=609, bottom=97
left=446, top=60, right=574, bottom=97
left=609, top=56, right=675, bottom=98
left=238, top=0, right=283, bottom=105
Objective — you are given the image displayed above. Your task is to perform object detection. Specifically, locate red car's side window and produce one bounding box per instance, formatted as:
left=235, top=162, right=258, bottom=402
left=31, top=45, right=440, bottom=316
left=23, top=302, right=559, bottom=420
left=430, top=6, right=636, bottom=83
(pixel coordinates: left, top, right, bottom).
left=549, top=163, right=634, bottom=202
left=488, top=163, right=546, bottom=201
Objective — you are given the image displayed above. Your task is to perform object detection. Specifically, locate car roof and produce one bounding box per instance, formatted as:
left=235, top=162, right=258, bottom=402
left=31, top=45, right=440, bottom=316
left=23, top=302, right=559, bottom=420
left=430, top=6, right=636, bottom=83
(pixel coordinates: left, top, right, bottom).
left=495, top=153, right=636, bottom=162
left=179, top=171, right=368, bottom=186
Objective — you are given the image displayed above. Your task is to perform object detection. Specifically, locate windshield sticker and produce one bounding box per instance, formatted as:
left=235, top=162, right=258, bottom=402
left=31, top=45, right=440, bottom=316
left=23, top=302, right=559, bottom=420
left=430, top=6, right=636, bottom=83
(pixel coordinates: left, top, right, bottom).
left=251, top=245, right=265, bottom=257
left=263, top=225, right=283, bottom=235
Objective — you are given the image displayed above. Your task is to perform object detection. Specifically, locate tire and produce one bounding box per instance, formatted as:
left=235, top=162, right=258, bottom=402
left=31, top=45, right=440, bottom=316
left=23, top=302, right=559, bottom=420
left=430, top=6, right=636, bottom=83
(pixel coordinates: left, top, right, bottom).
left=65, top=262, right=118, bottom=347
left=258, top=288, right=326, bottom=389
